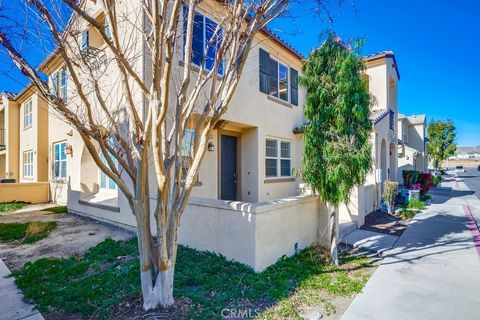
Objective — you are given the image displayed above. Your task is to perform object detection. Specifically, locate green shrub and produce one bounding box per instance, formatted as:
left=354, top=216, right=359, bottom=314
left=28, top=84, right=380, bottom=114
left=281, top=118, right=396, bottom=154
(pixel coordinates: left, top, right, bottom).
left=402, top=170, right=419, bottom=187
left=383, top=181, right=399, bottom=214
left=432, top=176, right=442, bottom=186
left=400, top=209, right=416, bottom=219
left=407, top=199, right=426, bottom=210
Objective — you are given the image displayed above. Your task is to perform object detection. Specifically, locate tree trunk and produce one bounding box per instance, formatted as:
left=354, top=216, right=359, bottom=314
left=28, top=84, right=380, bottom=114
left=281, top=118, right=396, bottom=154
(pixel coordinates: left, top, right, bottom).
left=329, top=205, right=339, bottom=266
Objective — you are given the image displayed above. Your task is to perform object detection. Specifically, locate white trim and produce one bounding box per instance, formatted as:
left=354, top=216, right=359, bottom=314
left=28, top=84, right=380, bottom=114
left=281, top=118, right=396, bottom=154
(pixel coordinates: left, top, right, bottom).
left=268, top=56, right=290, bottom=103
left=265, top=138, right=292, bottom=178
left=23, top=99, right=33, bottom=129
left=53, top=141, right=68, bottom=180
left=23, top=149, right=34, bottom=178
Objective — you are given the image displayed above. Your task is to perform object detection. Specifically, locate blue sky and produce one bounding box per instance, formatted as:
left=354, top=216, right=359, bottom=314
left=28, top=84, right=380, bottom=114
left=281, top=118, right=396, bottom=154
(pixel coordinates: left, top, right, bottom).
left=272, top=0, right=480, bottom=146
left=1, top=0, right=479, bottom=146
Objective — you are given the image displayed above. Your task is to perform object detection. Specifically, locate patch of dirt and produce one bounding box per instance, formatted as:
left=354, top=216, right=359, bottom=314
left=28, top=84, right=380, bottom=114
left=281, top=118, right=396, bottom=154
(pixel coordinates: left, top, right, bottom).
left=360, top=210, right=410, bottom=236
left=0, top=209, right=133, bottom=270
left=110, top=296, right=193, bottom=320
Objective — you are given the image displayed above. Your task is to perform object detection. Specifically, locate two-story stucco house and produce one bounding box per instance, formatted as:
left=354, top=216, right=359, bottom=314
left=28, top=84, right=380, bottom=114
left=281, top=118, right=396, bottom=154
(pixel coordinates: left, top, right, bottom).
left=0, top=86, right=51, bottom=203
left=397, top=114, right=428, bottom=182
left=36, top=0, right=333, bottom=272
left=339, top=51, right=400, bottom=234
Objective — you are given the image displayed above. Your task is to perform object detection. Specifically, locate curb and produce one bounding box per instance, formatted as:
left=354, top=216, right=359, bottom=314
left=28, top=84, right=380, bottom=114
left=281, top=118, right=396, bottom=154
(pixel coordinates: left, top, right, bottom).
left=463, top=205, right=480, bottom=257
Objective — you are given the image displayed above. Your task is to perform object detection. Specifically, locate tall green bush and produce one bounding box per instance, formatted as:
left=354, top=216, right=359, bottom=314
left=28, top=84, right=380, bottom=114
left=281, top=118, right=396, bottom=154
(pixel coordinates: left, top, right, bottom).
left=299, top=33, right=373, bottom=265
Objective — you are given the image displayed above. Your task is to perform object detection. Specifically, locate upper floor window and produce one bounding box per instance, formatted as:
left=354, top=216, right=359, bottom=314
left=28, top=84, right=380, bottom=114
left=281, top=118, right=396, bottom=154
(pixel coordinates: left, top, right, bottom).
left=183, top=6, right=224, bottom=75
left=403, top=124, right=408, bottom=143
left=60, top=69, right=68, bottom=101
left=51, top=69, right=67, bottom=101
left=259, top=48, right=298, bottom=106
left=23, top=150, right=34, bottom=178
left=81, top=29, right=89, bottom=53
left=104, top=19, right=111, bottom=40
left=24, top=99, right=33, bottom=129
left=389, top=109, right=395, bottom=131
left=265, top=138, right=292, bottom=178
left=53, top=141, right=67, bottom=179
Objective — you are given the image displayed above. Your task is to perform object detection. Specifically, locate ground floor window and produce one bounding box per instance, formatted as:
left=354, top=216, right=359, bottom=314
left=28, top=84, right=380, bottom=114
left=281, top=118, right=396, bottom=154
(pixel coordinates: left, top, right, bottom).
left=53, top=141, right=67, bottom=179
left=265, top=138, right=291, bottom=178
left=99, top=152, right=117, bottom=191
left=23, top=150, right=34, bottom=178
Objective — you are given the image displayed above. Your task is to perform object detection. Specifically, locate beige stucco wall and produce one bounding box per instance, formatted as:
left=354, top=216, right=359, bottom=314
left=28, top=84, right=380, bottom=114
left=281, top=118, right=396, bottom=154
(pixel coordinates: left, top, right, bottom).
left=0, top=182, right=49, bottom=203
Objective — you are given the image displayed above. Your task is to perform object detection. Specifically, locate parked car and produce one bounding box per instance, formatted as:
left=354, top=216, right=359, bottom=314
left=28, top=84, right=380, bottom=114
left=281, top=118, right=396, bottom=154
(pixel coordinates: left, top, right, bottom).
left=455, top=165, right=465, bottom=173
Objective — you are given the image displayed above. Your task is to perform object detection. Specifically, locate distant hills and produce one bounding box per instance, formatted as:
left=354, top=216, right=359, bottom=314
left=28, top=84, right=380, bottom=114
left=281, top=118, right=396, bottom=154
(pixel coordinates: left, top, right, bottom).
left=456, top=146, right=480, bottom=154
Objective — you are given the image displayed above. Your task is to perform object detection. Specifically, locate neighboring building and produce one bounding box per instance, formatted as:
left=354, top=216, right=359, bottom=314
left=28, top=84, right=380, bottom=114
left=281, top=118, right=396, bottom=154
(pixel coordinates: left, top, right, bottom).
left=37, top=0, right=330, bottom=271
left=339, top=51, right=400, bottom=231
left=0, top=86, right=49, bottom=183
left=397, top=114, right=428, bottom=182
left=0, top=87, right=50, bottom=204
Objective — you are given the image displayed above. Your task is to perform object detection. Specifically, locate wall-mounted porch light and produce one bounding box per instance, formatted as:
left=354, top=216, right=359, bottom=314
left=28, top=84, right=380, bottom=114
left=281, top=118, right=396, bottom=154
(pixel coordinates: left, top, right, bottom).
left=208, top=138, right=215, bottom=152
left=65, top=144, right=73, bottom=155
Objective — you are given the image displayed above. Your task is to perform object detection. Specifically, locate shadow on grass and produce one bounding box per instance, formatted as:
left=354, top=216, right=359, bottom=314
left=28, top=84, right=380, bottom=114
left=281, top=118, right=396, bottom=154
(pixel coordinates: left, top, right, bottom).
left=12, top=238, right=373, bottom=320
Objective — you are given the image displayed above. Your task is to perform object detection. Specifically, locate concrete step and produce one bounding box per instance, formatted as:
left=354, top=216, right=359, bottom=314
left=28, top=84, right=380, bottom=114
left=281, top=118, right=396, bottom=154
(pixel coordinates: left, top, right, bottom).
left=339, top=221, right=358, bottom=238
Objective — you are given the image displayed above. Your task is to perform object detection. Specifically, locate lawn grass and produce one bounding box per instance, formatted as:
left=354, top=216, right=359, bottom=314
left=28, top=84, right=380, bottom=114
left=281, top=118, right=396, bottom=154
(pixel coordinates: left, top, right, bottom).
left=41, top=205, right=68, bottom=214
left=0, top=221, right=57, bottom=244
left=13, top=238, right=372, bottom=319
left=0, top=201, right=30, bottom=214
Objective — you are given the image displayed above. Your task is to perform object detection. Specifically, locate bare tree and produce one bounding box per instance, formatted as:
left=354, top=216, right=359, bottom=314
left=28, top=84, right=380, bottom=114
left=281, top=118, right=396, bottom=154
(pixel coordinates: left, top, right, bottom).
left=0, top=0, right=317, bottom=309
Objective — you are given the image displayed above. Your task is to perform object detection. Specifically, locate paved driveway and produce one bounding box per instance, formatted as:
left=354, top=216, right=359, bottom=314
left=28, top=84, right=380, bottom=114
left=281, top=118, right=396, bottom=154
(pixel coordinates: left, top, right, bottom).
left=341, top=181, right=480, bottom=320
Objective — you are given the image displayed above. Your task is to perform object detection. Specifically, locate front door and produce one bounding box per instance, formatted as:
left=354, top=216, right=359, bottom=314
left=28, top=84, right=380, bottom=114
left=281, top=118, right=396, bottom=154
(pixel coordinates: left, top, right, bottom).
left=221, top=135, right=237, bottom=201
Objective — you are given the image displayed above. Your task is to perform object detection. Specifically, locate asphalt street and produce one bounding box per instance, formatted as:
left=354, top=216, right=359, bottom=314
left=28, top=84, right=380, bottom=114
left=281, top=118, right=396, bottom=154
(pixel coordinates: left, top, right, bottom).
left=459, top=166, right=480, bottom=200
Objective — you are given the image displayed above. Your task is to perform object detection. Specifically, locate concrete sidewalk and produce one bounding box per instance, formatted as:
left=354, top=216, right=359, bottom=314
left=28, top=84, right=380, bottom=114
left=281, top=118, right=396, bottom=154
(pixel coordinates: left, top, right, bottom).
left=341, top=183, right=480, bottom=320
left=0, top=259, right=44, bottom=320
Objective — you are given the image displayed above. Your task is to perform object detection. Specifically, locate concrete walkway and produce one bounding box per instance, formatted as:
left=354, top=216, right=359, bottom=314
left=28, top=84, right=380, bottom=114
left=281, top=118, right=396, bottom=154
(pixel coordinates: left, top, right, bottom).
left=0, top=259, right=44, bottom=320
left=340, top=229, right=399, bottom=255
left=341, top=182, right=480, bottom=320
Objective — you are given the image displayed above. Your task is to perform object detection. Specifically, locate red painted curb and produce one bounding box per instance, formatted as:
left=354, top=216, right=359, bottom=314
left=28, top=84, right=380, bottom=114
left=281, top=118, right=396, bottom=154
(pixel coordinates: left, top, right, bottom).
left=463, top=205, right=480, bottom=257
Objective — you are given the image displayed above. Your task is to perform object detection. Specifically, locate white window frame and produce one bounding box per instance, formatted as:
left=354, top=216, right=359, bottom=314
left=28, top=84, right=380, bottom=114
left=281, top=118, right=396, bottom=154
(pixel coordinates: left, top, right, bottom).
left=269, top=57, right=290, bottom=103
left=53, top=141, right=68, bottom=180
left=98, top=152, right=118, bottom=191
left=24, top=99, right=33, bottom=129
left=23, top=150, right=34, bottom=178
left=265, top=138, right=292, bottom=178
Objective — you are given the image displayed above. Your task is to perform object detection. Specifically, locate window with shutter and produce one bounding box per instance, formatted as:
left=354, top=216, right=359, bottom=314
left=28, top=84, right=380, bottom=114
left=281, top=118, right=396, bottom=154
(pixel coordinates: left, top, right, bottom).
left=259, top=48, right=270, bottom=94
left=183, top=6, right=224, bottom=75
